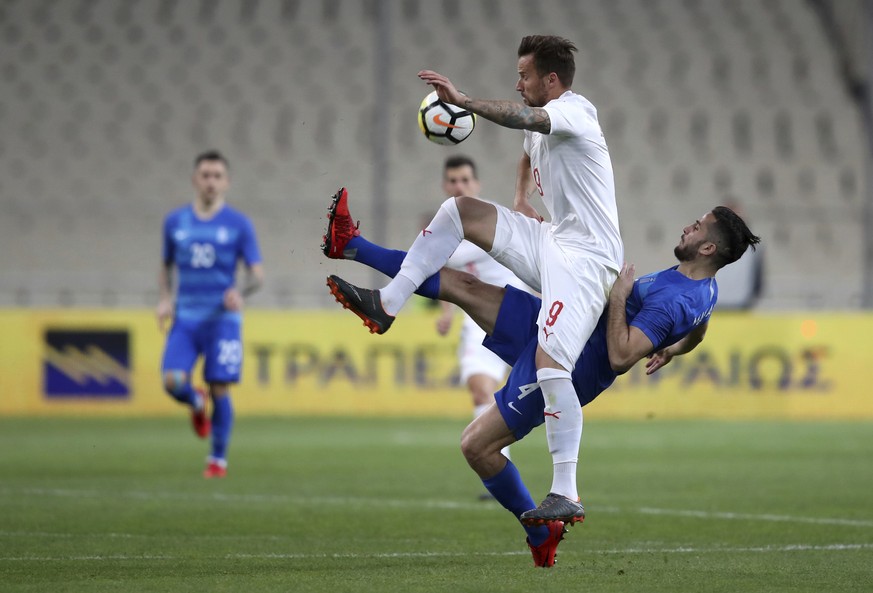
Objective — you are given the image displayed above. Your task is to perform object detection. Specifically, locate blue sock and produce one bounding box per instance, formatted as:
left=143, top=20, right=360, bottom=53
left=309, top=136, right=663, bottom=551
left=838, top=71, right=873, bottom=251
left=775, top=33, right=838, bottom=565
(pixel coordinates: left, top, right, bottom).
left=346, top=236, right=441, bottom=299
left=210, top=395, right=234, bottom=461
left=482, top=460, right=551, bottom=546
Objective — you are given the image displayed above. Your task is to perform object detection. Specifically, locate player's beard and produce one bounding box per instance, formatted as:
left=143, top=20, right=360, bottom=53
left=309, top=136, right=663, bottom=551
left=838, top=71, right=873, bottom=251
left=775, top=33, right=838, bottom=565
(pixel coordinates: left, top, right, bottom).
left=674, top=238, right=702, bottom=262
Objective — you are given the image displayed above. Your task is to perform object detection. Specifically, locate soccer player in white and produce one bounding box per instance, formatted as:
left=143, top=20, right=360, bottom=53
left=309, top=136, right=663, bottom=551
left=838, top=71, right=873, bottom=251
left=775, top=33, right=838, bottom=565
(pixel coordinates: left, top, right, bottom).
left=328, top=35, right=622, bottom=523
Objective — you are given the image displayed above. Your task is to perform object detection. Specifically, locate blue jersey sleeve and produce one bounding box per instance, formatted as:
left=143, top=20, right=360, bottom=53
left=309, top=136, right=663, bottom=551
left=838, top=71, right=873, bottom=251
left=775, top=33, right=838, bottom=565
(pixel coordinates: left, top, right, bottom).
left=629, top=299, right=677, bottom=350
left=628, top=271, right=717, bottom=352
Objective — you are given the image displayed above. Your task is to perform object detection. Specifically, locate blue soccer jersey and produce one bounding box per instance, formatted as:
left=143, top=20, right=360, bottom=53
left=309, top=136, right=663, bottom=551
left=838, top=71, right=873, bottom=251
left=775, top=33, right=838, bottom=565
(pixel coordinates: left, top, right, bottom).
left=486, top=266, right=718, bottom=440
left=162, top=204, right=262, bottom=321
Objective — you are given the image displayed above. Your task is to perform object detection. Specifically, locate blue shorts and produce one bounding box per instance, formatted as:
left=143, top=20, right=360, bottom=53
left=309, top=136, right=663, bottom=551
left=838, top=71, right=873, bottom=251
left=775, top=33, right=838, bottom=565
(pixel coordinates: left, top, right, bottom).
left=484, top=287, right=548, bottom=441
left=484, top=286, right=615, bottom=441
left=161, top=316, right=243, bottom=384
left=493, top=340, right=548, bottom=441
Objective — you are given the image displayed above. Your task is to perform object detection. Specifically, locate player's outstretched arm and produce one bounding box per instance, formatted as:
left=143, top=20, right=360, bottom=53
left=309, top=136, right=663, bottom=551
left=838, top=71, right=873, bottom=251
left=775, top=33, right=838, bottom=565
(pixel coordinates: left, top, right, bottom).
left=460, top=97, right=550, bottom=133
left=645, top=323, right=708, bottom=375
left=418, top=70, right=550, bottom=133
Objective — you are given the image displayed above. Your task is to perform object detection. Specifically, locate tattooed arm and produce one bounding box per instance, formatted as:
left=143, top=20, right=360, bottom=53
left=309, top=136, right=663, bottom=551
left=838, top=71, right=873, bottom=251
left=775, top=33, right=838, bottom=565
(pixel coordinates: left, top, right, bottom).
left=460, top=98, right=551, bottom=133
left=418, top=70, right=552, bottom=133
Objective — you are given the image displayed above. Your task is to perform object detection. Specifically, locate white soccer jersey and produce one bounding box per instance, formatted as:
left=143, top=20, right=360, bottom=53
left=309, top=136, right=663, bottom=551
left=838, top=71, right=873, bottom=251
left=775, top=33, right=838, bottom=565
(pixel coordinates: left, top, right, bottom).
left=524, top=90, right=623, bottom=271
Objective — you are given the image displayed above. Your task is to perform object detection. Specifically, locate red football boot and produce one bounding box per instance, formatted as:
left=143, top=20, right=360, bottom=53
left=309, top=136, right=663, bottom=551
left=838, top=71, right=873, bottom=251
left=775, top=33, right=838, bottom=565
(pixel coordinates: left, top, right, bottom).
left=203, top=458, right=227, bottom=479
left=321, top=187, right=360, bottom=259
left=527, top=520, right=567, bottom=568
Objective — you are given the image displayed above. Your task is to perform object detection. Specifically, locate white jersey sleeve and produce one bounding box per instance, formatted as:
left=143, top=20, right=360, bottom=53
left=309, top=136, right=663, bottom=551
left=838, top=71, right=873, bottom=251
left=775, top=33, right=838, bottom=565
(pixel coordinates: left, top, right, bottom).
left=543, top=95, right=601, bottom=138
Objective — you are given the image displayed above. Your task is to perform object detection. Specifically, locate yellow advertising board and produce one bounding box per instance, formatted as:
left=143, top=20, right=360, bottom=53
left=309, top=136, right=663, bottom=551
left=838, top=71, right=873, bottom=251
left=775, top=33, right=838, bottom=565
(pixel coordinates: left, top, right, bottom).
left=602, top=312, right=867, bottom=419
left=1, top=309, right=870, bottom=419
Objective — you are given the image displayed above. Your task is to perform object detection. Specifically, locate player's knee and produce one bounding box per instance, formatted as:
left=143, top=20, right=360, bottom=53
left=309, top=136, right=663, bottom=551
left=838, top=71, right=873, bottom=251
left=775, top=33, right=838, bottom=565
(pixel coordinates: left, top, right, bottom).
left=162, top=371, right=188, bottom=396
left=453, top=195, right=475, bottom=213
left=209, top=383, right=229, bottom=398
left=534, top=361, right=572, bottom=380
left=454, top=196, right=497, bottom=250
left=454, top=195, right=486, bottom=229
left=443, top=268, right=480, bottom=296
left=456, top=271, right=481, bottom=291
left=460, top=425, right=485, bottom=467
left=438, top=196, right=465, bottom=231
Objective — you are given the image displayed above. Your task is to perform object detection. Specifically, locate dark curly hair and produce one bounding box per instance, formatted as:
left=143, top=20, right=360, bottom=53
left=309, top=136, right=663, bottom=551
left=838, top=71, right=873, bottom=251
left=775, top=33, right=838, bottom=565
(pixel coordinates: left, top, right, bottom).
left=708, top=206, right=761, bottom=269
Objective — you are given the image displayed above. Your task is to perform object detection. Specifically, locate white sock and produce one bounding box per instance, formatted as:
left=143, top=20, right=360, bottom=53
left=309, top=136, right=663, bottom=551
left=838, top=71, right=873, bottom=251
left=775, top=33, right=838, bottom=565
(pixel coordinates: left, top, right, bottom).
left=537, top=367, right=582, bottom=500
left=380, top=198, right=464, bottom=316
left=378, top=276, right=417, bottom=316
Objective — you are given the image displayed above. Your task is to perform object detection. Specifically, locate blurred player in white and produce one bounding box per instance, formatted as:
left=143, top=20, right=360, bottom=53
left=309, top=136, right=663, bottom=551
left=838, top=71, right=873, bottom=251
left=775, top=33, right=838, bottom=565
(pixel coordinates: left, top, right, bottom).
left=328, top=35, right=622, bottom=524
left=435, top=156, right=530, bottom=473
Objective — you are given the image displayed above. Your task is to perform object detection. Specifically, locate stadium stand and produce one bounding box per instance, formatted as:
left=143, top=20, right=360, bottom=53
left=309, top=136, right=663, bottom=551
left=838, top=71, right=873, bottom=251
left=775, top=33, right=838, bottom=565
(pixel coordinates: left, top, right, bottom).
left=0, top=0, right=866, bottom=309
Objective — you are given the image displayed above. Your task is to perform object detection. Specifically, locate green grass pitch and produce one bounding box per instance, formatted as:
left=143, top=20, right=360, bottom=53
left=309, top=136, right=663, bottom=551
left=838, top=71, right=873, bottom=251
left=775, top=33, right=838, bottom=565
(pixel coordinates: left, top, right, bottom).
left=1, top=416, right=871, bottom=592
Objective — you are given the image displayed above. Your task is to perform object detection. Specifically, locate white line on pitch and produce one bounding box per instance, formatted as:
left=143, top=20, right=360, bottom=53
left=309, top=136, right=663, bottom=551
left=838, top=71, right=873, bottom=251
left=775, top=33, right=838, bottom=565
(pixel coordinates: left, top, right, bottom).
left=228, top=543, right=873, bottom=559
left=628, top=507, right=873, bottom=528
left=0, top=554, right=176, bottom=561
left=2, top=543, right=873, bottom=562
left=3, top=486, right=873, bottom=528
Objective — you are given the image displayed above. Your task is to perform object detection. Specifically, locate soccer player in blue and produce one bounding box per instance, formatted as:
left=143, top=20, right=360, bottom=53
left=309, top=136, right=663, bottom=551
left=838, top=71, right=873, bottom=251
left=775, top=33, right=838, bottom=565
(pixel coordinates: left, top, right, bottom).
left=156, top=150, right=264, bottom=479
left=322, top=187, right=760, bottom=566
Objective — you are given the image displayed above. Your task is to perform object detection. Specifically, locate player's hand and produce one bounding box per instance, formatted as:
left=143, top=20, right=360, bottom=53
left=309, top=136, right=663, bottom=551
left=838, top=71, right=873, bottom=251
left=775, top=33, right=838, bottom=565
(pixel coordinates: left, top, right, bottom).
left=418, top=70, right=466, bottom=107
left=513, top=199, right=544, bottom=222
left=612, top=262, right=636, bottom=302
left=156, top=298, right=173, bottom=332
left=436, top=314, right=453, bottom=336
left=223, top=288, right=244, bottom=312
left=645, top=348, right=674, bottom=375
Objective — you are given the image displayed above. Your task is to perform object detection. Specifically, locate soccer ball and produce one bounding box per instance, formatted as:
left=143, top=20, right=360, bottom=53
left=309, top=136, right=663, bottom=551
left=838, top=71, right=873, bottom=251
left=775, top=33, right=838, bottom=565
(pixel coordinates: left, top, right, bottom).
left=418, top=91, right=476, bottom=145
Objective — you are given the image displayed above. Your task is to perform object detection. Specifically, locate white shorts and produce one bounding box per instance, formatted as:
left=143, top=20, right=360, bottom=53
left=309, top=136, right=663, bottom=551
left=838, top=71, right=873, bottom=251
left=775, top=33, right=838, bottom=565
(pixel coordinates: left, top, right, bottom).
left=489, top=207, right=618, bottom=371
left=457, top=314, right=510, bottom=384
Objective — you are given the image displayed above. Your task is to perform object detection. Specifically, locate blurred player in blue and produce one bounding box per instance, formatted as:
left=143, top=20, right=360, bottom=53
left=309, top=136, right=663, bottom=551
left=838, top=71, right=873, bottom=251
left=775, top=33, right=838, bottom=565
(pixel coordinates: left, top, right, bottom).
left=322, top=187, right=759, bottom=566
left=156, top=150, right=264, bottom=479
